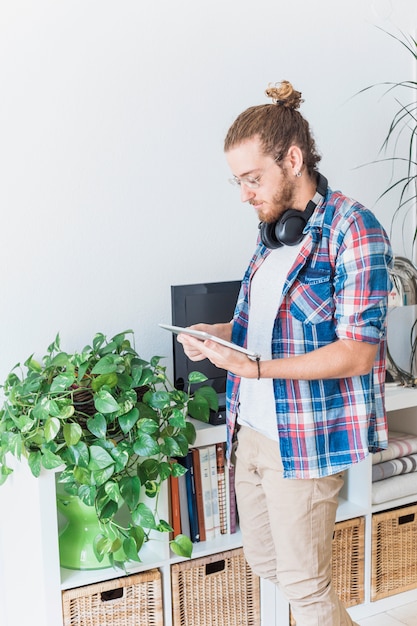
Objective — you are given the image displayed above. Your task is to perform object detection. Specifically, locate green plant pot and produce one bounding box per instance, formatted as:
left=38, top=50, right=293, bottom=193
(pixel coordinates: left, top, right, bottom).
left=57, top=493, right=112, bottom=570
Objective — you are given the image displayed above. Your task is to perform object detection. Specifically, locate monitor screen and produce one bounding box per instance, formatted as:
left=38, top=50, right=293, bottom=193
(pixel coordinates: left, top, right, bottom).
left=170, top=280, right=241, bottom=404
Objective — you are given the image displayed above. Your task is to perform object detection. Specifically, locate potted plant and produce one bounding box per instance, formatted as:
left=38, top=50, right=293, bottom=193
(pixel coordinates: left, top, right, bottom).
left=357, top=29, right=417, bottom=385
left=357, top=28, right=416, bottom=240
left=0, top=329, right=218, bottom=569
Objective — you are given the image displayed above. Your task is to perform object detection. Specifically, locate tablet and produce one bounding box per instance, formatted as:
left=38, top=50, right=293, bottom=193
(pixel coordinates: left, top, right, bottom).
left=159, top=323, right=260, bottom=360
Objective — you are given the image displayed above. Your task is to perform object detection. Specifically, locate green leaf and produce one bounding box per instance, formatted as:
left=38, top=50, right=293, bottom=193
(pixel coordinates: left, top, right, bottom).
left=97, top=498, right=118, bottom=521
left=157, top=519, right=173, bottom=533
left=94, top=390, right=120, bottom=414
left=144, top=480, right=159, bottom=497
left=170, top=534, right=193, bottom=558
left=188, top=371, right=208, bottom=384
left=138, top=417, right=159, bottom=434
left=147, top=390, right=170, bottom=410
left=41, top=448, right=63, bottom=470
left=129, top=525, right=145, bottom=552
left=50, top=352, right=70, bottom=367
left=121, top=537, right=140, bottom=562
left=172, top=433, right=190, bottom=457
left=158, top=461, right=172, bottom=480
left=77, top=484, right=96, bottom=506
left=120, top=475, right=141, bottom=510
left=170, top=461, right=187, bottom=478
left=50, top=372, right=75, bottom=393
left=24, top=356, right=42, bottom=373
left=28, top=450, right=42, bottom=477
left=184, top=421, right=196, bottom=445
left=132, top=502, right=156, bottom=529
left=73, top=466, right=93, bottom=485
left=87, top=413, right=107, bottom=438
left=88, top=445, right=115, bottom=470
left=118, top=407, right=139, bottom=434
left=109, top=446, right=129, bottom=472
left=194, top=386, right=218, bottom=411
left=104, top=480, right=120, bottom=502
left=187, top=395, right=210, bottom=423
left=91, top=355, right=122, bottom=375
left=63, top=422, right=82, bottom=446
left=94, top=534, right=113, bottom=559
left=44, top=417, right=61, bottom=442
left=91, top=372, right=118, bottom=392
left=63, top=441, right=89, bottom=467
left=133, top=433, right=160, bottom=457
left=159, top=436, right=185, bottom=457
left=93, top=465, right=116, bottom=486
left=168, top=408, right=187, bottom=429
left=137, top=458, right=159, bottom=482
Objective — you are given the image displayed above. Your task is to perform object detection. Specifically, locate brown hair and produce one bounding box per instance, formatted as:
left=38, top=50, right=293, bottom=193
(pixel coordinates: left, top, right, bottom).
left=224, top=80, right=321, bottom=176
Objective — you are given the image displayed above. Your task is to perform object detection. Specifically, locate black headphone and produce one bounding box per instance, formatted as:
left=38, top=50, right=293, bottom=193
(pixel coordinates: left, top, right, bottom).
left=259, top=172, right=328, bottom=249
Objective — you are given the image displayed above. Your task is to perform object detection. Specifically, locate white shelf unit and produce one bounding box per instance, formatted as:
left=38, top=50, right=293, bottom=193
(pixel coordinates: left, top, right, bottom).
left=1, top=386, right=417, bottom=625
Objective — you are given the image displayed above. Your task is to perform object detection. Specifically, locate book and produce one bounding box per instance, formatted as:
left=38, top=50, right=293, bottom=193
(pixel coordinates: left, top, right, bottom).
left=192, top=447, right=206, bottom=542
left=169, top=462, right=181, bottom=538
left=216, top=442, right=227, bottom=534
left=177, top=452, right=200, bottom=543
left=198, top=446, right=215, bottom=541
left=208, top=444, right=220, bottom=536
left=177, top=472, right=190, bottom=539
left=228, top=462, right=237, bottom=534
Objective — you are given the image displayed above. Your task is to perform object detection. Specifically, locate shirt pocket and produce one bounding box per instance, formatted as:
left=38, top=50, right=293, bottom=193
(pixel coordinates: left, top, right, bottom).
left=288, top=269, right=334, bottom=324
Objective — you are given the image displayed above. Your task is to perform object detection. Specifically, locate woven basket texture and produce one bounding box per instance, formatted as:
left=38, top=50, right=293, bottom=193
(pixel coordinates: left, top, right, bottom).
left=171, top=548, right=260, bottom=626
left=62, top=569, right=163, bottom=626
left=372, top=503, right=417, bottom=601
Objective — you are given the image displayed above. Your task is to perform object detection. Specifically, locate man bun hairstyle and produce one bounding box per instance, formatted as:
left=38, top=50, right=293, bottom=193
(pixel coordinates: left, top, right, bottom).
left=224, top=80, right=321, bottom=176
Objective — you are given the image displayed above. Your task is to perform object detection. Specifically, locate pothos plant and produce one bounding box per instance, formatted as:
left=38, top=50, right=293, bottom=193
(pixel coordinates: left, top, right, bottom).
left=0, top=330, right=218, bottom=568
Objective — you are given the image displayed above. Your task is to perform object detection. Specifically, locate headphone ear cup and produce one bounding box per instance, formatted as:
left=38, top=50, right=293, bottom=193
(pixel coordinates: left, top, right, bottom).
left=274, top=210, right=308, bottom=246
left=259, top=221, right=283, bottom=249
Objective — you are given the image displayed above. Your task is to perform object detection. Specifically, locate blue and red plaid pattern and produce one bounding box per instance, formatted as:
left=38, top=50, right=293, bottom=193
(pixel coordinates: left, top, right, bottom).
left=226, top=187, right=393, bottom=479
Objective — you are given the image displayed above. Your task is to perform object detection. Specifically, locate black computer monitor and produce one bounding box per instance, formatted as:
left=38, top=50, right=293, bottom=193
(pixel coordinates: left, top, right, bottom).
left=170, top=280, right=241, bottom=403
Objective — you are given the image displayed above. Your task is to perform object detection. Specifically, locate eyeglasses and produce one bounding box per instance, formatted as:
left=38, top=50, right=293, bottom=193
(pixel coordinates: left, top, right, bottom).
left=228, top=155, right=282, bottom=189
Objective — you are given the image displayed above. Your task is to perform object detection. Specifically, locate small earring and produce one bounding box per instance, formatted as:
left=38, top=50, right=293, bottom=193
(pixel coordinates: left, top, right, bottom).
left=295, top=171, right=302, bottom=178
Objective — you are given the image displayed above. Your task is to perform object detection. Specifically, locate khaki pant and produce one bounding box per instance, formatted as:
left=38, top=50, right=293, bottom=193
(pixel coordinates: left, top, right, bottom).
left=235, top=426, right=358, bottom=626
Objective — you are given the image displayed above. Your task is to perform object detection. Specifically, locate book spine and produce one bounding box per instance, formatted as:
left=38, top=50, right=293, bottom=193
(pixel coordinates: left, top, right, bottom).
left=177, top=472, right=190, bottom=539
left=216, top=442, right=227, bottom=534
left=169, top=471, right=182, bottom=538
left=192, top=447, right=206, bottom=542
left=208, top=444, right=220, bottom=536
left=179, top=452, right=200, bottom=543
left=228, top=462, right=237, bottom=534
left=198, top=446, right=215, bottom=541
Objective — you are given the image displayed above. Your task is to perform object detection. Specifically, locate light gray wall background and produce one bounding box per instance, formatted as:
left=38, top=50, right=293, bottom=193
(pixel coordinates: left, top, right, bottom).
left=0, top=0, right=416, bottom=379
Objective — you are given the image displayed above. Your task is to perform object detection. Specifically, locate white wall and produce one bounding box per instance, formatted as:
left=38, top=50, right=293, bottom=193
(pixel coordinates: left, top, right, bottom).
left=0, top=0, right=416, bottom=379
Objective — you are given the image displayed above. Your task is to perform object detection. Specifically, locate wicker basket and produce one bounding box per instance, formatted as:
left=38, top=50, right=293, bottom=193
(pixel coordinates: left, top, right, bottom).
left=371, top=503, right=417, bottom=601
left=62, top=569, right=163, bottom=626
left=290, top=516, right=365, bottom=625
left=171, top=548, right=260, bottom=626
left=332, top=516, right=365, bottom=607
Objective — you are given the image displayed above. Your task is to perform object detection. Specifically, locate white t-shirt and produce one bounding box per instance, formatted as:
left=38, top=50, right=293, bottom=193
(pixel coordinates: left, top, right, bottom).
left=238, top=242, right=303, bottom=440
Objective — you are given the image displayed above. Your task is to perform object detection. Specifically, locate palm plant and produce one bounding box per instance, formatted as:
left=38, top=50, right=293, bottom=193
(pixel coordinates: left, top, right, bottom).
left=357, top=28, right=417, bottom=245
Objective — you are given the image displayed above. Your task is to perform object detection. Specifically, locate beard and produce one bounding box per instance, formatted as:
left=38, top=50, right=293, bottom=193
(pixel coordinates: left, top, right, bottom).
left=254, top=168, right=297, bottom=224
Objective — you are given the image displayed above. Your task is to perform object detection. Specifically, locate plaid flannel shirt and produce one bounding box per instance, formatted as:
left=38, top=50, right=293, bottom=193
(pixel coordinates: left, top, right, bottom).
left=226, top=187, right=393, bottom=479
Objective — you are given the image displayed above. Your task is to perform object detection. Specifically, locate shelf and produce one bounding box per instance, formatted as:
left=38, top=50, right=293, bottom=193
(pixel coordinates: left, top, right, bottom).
left=336, top=497, right=368, bottom=522
left=4, top=385, right=417, bottom=625
left=385, top=383, right=417, bottom=412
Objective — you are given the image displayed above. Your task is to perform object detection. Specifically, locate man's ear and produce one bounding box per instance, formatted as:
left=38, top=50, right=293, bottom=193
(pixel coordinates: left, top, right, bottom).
left=286, top=145, right=304, bottom=175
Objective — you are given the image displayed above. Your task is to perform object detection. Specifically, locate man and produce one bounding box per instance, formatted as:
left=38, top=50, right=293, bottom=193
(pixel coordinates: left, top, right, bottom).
left=178, top=80, right=392, bottom=625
